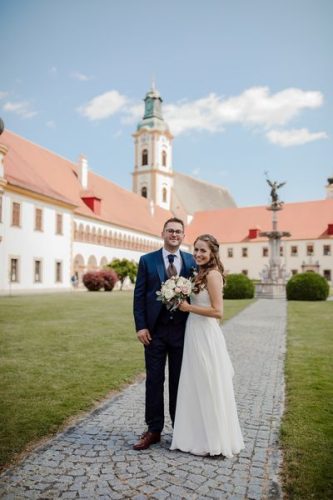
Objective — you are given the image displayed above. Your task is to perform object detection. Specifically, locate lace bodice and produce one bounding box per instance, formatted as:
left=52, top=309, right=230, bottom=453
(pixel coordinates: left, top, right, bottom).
left=191, top=288, right=211, bottom=307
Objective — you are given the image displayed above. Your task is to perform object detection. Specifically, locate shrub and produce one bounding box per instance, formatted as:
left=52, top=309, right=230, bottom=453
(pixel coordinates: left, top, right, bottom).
left=286, top=272, right=329, bottom=301
left=223, top=273, right=255, bottom=299
left=83, top=270, right=118, bottom=292
left=82, top=271, right=104, bottom=291
left=100, top=269, right=118, bottom=292
left=107, top=258, right=138, bottom=290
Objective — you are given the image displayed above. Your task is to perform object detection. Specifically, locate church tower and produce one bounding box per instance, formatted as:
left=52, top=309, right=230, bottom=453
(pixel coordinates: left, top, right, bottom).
left=132, top=84, right=173, bottom=211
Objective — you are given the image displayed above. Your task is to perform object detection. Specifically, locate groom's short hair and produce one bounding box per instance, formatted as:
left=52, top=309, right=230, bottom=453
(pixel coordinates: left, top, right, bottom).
left=163, top=217, right=185, bottom=231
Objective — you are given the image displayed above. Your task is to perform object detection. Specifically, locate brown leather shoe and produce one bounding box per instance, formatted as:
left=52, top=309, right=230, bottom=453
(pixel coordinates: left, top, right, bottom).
left=133, top=431, right=161, bottom=450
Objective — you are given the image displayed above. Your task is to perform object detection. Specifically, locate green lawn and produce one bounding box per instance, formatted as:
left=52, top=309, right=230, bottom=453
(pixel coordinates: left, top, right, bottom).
left=0, top=292, right=253, bottom=468
left=281, top=301, right=333, bottom=499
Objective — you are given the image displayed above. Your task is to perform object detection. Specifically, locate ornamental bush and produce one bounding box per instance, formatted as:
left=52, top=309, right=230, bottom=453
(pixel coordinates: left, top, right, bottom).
left=286, top=272, right=329, bottom=301
left=83, top=270, right=119, bottom=292
left=223, top=273, right=255, bottom=299
left=100, top=269, right=118, bottom=291
left=82, top=271, right=104, bottom=291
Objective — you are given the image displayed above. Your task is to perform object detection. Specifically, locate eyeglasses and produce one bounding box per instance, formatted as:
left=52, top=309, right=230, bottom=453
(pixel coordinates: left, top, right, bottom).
left=165, top=229, right=183, bottom=235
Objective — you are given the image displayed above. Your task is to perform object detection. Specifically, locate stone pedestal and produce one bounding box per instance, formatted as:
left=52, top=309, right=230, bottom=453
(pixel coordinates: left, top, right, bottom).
left=255, top=282, right=286, bottom=299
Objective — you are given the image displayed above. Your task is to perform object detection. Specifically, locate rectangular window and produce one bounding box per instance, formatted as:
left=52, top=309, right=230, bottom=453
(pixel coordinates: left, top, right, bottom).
left=34, top=259, right=42, bottom=282
left=242, top=269, right=248, bottom=276
left=291, top=269, right=298, bottom=276
left=227, top=248, right=233, bottom=258
left=35, top=208, right=43, bottom=231
left=291, top=246, right=298, bottom=257
left=56, top=213, right=63, bottom=235
left=242, top=247, right=248, bottom=257
left=55, top=261, right=62, bottom=282
left=280, top=246, right=284, bottom=257
left=306, top=244, right=314, bottom=256
left=262, top=247, right=269, bottom=257
left=323, top=270, right=331, bottom=281
left=12, top=202, right=21, bottom=226
left=0, top=195, right=2, bottom=223
left=323, top=245, right=331, bottom=256
left=10, top=258, right=19, bottom=282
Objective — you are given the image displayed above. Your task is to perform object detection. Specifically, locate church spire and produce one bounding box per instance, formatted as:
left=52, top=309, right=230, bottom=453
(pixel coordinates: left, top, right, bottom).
left=132, top=86, right=174, bottom=211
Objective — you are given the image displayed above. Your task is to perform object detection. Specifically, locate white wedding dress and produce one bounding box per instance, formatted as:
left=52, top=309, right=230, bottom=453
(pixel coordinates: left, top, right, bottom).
left=170, top=289, right=244, bottom=457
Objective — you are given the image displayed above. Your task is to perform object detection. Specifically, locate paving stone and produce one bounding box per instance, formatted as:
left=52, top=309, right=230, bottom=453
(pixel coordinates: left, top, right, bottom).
left=0, top=299, right=285, bottom=500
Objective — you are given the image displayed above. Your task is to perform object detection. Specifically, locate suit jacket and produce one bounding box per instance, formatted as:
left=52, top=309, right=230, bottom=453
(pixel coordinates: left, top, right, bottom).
left=133, top=248, right=196, bottom=333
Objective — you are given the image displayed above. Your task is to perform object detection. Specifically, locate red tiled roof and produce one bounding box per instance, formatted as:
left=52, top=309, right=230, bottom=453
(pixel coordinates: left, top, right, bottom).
left=187, top=200, right=333, bottom=243
left=1, top=130, right=174, bottom=237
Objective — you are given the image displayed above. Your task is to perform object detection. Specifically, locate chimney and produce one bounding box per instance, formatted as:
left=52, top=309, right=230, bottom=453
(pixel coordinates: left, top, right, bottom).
left=78, top=154, right=88, bottom=190
left=0, top=144, right=8, bottom=179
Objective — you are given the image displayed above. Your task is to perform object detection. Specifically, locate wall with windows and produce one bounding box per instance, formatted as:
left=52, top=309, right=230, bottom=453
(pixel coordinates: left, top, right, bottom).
left=219, top=239, right=332, bottom=283
left=72, top=216, right=163, bottom=283
left=0, top=191, right=72, bottom=292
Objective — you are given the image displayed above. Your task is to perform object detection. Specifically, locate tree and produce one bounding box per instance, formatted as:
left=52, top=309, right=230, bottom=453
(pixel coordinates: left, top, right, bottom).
left=107, top=258, right=138, bottom=290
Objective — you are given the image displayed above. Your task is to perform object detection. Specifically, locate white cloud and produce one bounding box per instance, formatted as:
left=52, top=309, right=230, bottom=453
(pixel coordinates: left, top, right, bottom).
left=164, top=87, right=324, bottom=135
left=78, top=90, right=128, bottom=120
left=71, top=71, right=93, bottom=81
left=78, top=86, right=326, bottom=148
left=0, top=91, right=8, bottom=100
left=121, top=102, right=144, bottom=125
left=266, top=128, right=328, bottom=147
left=46, top=120, right=56, bottom=128
left=216, top=87, right=323, bottom=127
left=165, top=94, right=224, bottom=135
left=3, top=100, right=37, bottom=119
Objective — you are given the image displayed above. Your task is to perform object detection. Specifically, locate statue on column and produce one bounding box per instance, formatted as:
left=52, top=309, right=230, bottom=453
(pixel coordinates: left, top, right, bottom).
left=266, top=178, right=286, bottom=208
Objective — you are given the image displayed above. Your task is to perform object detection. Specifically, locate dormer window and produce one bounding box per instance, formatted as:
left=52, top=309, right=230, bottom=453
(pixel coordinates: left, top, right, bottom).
left=142, top=149, right=148, bottom=166
left=248, top=228, right=260, bottom=239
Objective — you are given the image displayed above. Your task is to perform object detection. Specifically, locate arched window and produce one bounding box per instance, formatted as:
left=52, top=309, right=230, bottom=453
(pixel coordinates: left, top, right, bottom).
left=162, top=150, right=167, bottom=167
left=162, top=187, right=167, bottom=203
left=142, top=148, right=148, bottom=166
left=141, top=186, right=147, bottom=198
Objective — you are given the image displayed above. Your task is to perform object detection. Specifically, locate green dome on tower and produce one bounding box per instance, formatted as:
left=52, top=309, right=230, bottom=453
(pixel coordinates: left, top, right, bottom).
left=137, top=84, right=170, bottom=133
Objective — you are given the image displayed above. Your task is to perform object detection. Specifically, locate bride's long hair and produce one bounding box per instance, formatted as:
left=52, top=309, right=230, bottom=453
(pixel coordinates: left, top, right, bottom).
left=193, top=234, right=225, bottom=293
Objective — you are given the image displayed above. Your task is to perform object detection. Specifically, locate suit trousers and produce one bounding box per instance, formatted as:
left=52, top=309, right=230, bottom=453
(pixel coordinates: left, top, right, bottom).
left=144, top=316, right=186, bottom=433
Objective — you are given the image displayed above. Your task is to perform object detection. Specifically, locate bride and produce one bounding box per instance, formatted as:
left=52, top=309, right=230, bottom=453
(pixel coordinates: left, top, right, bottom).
left=170, top=234, right=244, bottom=457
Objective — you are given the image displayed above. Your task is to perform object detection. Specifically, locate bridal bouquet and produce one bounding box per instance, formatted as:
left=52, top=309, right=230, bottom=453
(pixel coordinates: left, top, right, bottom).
left=156, top=275, right=194, bottom=312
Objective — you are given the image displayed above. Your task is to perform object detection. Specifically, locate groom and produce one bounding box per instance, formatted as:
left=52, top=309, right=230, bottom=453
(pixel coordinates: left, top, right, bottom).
left=133, top=217, right=196, bottom=450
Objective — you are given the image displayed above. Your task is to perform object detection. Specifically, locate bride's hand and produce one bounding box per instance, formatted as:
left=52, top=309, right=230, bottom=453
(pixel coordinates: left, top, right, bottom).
left=179, top=300, right=190, bottom=312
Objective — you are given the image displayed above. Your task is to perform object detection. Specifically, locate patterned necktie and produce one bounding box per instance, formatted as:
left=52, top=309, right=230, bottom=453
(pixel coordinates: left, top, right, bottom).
left=167, top=254, right=177, bottom=278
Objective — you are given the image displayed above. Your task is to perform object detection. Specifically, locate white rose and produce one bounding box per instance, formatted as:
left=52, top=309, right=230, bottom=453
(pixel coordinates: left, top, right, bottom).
left=164, top=288, right=175, bottom=300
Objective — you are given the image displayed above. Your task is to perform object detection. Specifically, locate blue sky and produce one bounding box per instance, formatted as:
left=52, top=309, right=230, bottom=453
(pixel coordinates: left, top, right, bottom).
left=1, top=0, right=332, bottom=207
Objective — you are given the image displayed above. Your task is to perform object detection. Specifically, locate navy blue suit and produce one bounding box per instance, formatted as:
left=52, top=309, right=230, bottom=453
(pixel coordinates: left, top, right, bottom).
left=134, top=248, right=196, bottom=432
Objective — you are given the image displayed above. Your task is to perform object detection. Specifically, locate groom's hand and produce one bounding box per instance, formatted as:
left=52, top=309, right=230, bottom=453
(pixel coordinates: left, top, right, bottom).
left=137, top=329, right=152, bottom=346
